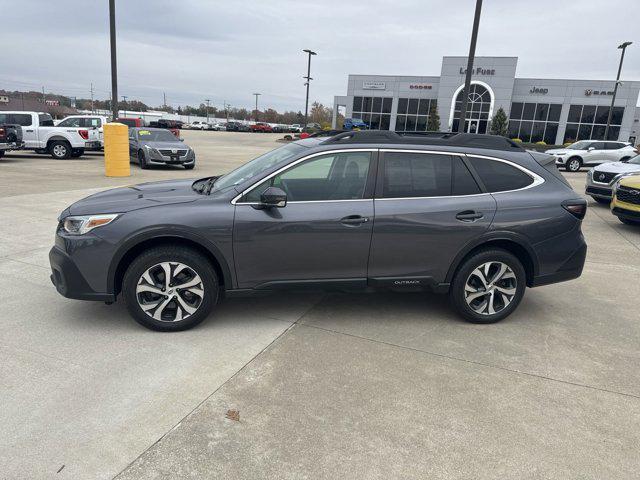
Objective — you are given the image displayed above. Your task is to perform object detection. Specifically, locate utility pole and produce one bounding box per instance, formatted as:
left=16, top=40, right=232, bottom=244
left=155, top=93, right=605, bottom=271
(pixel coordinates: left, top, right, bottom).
left=205, top=99, right=210, bottom=123
left=108, top=0, right=119, bottom=121
left=90, top=83, right=94, bottom=113
left=163, top=92, right=167, bottom=109
left=604, top=41, right=632, bottom=141
left=253, top=93, right=261, bottom=121
left=302, top=49, right=317, bottom=128
left=224, top=101, right=230, bottom=122
left=42, top=86, right=45, bottom=105
left=121, top=95, right=127, bottom=117
left=457, top=0, right=483, bottom=133
left=21, top=92, right=25, bottom=110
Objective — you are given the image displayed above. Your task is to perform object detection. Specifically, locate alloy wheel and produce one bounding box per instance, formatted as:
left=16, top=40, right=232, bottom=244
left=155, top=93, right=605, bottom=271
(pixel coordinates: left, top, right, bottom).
left=136, top=262, right=204, bottom=322
left=53, top=144, right=67, bottom=158
left=464, top=261, right=517, bottom=315
left=568, top=159, right=580, bottom=172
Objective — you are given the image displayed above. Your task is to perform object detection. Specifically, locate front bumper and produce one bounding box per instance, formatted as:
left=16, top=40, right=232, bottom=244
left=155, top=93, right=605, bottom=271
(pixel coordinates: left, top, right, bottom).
left=585, top=185, right=612, bottom=199
left=49, top=246, right=115, bottom=302
left=147, top=150, right=195, bottom=165
left=553, top=156, right=565, bottom=165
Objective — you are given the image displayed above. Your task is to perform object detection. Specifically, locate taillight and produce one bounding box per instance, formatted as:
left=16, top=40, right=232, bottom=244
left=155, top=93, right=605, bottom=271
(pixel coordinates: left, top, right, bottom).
left=562, top=200, right=587, bottom=220
left=78, top=129, right=89, bottom=140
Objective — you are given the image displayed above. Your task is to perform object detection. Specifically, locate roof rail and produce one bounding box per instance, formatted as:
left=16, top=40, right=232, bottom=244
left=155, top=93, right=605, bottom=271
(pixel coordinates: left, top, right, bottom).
left=320, top=129, right=524, bottom=151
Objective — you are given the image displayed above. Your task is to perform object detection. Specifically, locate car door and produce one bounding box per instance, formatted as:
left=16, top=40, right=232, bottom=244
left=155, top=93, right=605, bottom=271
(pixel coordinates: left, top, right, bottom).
left=368, top=150, right=497, bottom=286
left=605, top=142, right=627, bottom=163
left=233, top=149, right=377, bottom=289
left=584, top=142, right=607, bottom=165
left=128, top=129, right=138, bottom=160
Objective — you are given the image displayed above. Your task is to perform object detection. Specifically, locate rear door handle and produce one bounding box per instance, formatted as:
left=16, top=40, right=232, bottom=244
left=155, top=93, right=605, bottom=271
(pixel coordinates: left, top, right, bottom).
left=455, top=210, right=484, bottom=222
left=340, top=215, right=369, bottom=226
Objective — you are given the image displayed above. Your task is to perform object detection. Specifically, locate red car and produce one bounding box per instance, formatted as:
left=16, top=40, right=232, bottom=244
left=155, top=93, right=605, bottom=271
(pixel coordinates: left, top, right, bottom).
left=250, top=122, right=273, bottom=133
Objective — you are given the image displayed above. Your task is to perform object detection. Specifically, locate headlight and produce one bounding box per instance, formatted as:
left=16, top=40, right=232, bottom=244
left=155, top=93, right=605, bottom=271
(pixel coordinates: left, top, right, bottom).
left=62, top=214, right=119, bottom=235
left=145, top=145, right=160, bottom=157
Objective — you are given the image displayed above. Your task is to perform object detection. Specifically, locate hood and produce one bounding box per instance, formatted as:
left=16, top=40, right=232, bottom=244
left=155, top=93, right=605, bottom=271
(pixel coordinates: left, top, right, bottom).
left=593, top=161, right=640, bottom=174
left=67, top=179, right=199, bottom=215
left=141, top=140, right=189, bottom=150
left=620, top=175, right=640, bottom=189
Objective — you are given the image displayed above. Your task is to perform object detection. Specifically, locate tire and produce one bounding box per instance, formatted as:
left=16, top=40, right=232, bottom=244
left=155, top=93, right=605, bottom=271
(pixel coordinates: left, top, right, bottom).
left=184, top=163, right=195, bottom=170
left=592, top=197, right=610, bottom=205
left=49, top=140, right=71, bottom=159
left=70, top=148, right=85, bottom=158
left=565, top=157, right=582, bottom=172
left=449, top=249, right=526, bottom=324
left=122, top=246, right=219, bottom=331
left=138, top=149, right=148, bottom=169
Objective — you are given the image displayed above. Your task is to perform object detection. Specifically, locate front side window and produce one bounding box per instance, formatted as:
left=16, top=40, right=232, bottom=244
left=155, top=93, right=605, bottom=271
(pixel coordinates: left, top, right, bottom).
left=39, top=114, right=54, bottom=127
left=470, top=158, right=534, bottom=193
left=381, top=152, right=479, bottom=198
left=243, top=151, right=372, bottom=202
left=58, top=118, right=81, bottom=128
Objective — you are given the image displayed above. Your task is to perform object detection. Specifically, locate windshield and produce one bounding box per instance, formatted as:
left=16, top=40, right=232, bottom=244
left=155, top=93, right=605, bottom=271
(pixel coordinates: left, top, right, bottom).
left=628, top=154, right=640, bottom=165
left=567, top=141, right=593, bottom=150
left=137, top=129, right=178, bottom=142
left=214, top=143, right=307, bottom=190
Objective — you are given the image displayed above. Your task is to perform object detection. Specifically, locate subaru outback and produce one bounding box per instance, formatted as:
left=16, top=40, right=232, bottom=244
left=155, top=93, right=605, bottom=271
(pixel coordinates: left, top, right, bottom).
left=50, top=131, right=587, bottom=331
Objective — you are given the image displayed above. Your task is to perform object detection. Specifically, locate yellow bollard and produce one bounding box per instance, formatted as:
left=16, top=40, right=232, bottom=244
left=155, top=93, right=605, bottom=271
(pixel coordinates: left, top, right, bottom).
left=104, top=123, right=130, bottom=177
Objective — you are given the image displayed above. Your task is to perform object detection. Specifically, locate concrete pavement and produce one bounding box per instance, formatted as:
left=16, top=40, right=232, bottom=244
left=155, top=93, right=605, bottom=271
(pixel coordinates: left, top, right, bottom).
left=1, top=134, right=639, bottom=479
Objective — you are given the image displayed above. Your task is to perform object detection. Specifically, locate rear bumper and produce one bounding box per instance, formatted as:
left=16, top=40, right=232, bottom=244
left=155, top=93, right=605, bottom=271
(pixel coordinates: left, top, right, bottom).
left=49, top=246, right=115, bottom=302
left=530, top=240, right=587, bottom=287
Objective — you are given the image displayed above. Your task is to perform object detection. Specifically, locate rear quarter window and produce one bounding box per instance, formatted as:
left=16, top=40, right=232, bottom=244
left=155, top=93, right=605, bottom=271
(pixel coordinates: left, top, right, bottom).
left=470, top=157, right=534, bottom=193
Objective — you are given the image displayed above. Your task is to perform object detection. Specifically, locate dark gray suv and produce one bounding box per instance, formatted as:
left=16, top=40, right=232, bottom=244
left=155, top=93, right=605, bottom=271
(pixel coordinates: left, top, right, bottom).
left=49, top=131, right=587, bottom=331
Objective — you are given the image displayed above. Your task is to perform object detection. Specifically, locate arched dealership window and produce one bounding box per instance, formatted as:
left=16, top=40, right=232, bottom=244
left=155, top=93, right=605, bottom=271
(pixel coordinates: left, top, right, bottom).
left=450, top=82, right=493, bottom=134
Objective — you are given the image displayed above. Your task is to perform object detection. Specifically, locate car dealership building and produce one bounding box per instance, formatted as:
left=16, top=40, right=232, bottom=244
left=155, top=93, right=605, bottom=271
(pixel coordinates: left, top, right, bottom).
left=332, top=56, right=640, bottom=145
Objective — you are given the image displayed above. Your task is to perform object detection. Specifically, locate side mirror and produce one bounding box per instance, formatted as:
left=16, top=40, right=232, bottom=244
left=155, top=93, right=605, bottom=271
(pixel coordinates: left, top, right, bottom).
left=621, top=157, right=629, bottom=163
left=179, top=138, right=184, bottom=142
left=260, top=186, right=287, bottom=208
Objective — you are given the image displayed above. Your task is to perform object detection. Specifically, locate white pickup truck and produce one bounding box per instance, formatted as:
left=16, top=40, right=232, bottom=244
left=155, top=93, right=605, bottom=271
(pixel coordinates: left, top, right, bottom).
left=56, top=115, right=108, bottom=150
left=0, top=111, right=98, bottom=159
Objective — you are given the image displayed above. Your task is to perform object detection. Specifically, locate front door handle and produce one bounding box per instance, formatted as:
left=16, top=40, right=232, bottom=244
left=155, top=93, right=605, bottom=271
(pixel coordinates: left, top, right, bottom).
left=455, top=210, right=484, bottom=222
left=340, top=215, right=369, bottom=226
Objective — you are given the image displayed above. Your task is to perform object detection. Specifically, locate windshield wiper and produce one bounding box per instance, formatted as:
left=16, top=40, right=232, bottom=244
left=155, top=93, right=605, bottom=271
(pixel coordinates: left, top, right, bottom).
left=205, top=176, right=220, bottom=195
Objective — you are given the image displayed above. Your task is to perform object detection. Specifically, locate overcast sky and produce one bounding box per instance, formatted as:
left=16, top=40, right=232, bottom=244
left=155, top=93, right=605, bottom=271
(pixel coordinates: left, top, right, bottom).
left=1, top=0, right=638, bottom=112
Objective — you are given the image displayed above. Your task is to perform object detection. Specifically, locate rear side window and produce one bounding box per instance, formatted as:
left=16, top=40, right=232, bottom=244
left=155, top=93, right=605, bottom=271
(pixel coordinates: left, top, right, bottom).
left=605, top=142, right=625, bottom=150
left=381, top=152, right=480, bottom=198
left=470, top=158, right=534, bottom=193
left=39, top=114, right=54, bottom=126
left=58, top=118, right=81, bottom=128
left=0, top=113, right=32, bottom=126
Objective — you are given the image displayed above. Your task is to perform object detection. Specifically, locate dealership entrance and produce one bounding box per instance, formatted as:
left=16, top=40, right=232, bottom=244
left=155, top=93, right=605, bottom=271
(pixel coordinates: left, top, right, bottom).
left=450, top=82, right=494, bottom=134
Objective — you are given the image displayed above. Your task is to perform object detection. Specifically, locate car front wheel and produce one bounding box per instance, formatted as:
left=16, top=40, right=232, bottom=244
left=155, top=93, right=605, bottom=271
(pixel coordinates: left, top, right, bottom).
left=450, top=249, right=526, bottom=324
left=122, top=247, right=219, bottom=331
left=565, top=157, right=582, bottom=172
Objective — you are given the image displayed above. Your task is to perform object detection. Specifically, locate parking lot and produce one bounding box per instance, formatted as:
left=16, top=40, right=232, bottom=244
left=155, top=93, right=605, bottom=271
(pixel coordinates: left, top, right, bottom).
left=2, top=130, right=640, bottom=479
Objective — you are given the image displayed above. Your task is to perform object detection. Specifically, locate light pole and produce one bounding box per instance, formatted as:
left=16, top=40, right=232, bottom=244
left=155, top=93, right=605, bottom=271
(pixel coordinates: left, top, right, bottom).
left=205, top=99, right=210, bottom=123
left=302, top=49, right=317, bottom=128
left=253, top=93, right=261, bottom=122
left=457, top=0, right=483, bottom=133
left=604, top=41, right=632, bottom=140
left=108, top=0, right=118, bottom=122
left=121, top=95, right=127, bottom=117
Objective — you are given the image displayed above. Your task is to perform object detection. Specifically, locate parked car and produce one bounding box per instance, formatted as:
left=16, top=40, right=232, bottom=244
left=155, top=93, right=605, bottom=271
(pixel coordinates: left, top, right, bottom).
left=127, top=127, right=195, bottom=170
left=116, top=117, right=145, bottom=128
left=0, top=111, right=92, bottom=159
left=57, top=115, right=108, bottom=150
left=210, top=123, right=226, bottom=131
left=271, top=124, right=287, bottom=133
left=546, top=140, right=637, bottom=172
left=190, top=121, right=209, bottom=130
left=250, top=122, right=273, bottom=133
left=0, top=123, right=23, bottom=158
left=148, top=119, right=181, bottom=138
left=49, top=131, right=587, bottom=331
left=611, top=174, right=640, bottom=225
left=226, top=121, right=251, bottom=132
left=343, top=118, right=368, bottom=130
left=585, top=155, right=640, bottom=203
left=289, top=124, right=303, bottom=133
left=304, top=122, right=322, bottom=133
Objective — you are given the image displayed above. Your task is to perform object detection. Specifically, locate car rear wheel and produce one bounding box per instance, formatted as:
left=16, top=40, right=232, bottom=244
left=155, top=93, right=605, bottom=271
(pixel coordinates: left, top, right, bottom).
left=450, top=249, right=526, bottom=324
left=565, top=157, right=582, bottom=172
left=49, top=140, right=71, bottom=159
left=122, top=246, right=219, bottom=331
